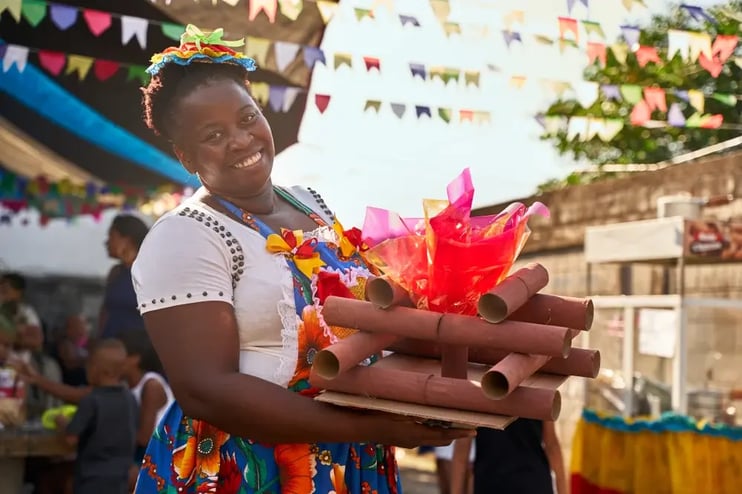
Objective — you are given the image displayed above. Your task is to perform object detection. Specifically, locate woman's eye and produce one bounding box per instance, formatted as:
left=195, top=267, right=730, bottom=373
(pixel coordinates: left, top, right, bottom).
left=205, top=131, right=223, bottom=142
left=242, top=114, right=257, bottom=125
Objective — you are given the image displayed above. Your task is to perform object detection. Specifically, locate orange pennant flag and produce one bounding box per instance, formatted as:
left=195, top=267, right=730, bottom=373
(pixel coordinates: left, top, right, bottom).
left=586, top=42, right=606, bottom=66
left=248, top=0, right=278, bottom=23
left=459, top=110, right=474, bottom=123
left=630, top=100, right=651, bottom=126
left=635, top=45, right=660, bottom=67
left=643, top=87, right=667, bottom=112
left=712, top=34, right=738, bottom=63
left=558, top=17, right=579, bottom=44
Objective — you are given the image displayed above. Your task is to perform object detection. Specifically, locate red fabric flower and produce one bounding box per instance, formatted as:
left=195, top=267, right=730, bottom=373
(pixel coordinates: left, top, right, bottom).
left=315, top=271, right=355, bottom=305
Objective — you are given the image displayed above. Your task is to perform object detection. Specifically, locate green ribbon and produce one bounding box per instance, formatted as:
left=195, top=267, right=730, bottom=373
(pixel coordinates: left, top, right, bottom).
left=180, top=24, right=245, bottom=51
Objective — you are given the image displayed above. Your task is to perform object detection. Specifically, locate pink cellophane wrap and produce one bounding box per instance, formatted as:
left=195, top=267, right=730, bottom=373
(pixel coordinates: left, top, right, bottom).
left=361, top=168, right=549, bottom=315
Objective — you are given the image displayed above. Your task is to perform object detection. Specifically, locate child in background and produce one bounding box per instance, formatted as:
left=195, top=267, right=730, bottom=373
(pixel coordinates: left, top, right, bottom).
left=56, top=339, right=138, bottom=494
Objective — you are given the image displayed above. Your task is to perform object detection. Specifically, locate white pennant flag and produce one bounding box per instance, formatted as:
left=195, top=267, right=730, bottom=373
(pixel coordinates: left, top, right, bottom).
left=274, top=42, right=301, bottom=72
left=598, top=119, right=624, bottom=141
left=574, top=81, right=599, bottom=109
left=2, top=45, right=29, bottom=73
left=667, top=29, right=690, bottom=61
left=121, top=16, right=149, bottom=49
left=688, top=32, right=711, bottom=62
left=567, top=116, right=589, bottom=141
left=282, top=87, right=301, bottom=112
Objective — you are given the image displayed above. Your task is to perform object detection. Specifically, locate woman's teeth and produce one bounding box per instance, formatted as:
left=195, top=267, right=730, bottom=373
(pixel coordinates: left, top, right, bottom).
left=233, top=151, right=262, bottom=168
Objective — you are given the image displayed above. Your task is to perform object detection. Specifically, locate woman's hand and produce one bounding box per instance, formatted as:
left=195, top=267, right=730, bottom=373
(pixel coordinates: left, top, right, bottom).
left=8, top=358, right=40, bottom=384
left=358, top=411, right=476, bottom=448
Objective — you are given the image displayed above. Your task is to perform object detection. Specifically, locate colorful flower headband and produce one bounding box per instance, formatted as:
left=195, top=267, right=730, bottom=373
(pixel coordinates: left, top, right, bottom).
left=146, top=24, right=257, bottom=76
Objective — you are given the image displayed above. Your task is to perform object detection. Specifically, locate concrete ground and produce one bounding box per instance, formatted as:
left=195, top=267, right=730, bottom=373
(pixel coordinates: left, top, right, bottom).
left=397, top=449, right=439, bottom=494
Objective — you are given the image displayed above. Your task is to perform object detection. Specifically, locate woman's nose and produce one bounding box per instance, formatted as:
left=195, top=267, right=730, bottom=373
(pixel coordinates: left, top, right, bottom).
left=228, top=128, right=254, bottom=152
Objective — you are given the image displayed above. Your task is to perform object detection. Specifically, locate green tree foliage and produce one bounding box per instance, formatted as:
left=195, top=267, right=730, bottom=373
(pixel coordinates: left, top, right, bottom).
left=540, top=2, right=741, bottom=170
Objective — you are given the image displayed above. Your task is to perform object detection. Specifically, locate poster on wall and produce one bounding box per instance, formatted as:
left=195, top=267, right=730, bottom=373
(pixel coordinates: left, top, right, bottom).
left=685, top=219, right=742, bottom=260
left=638, top=309, right=677, bottom=359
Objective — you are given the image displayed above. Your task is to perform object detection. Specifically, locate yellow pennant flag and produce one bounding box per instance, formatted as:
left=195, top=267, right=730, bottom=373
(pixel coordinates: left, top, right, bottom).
left=687, top=32, right=712, bottom=62
left=316, top=0, right=338, bottom=24
left=65, top=55, right=93, bottom=80
left=245, top=37, right=271, bottom=67
left=250, top=82, right=270, bottom=106
left=278, top=0, right=303, bottom=21
left=687, top=90, right=705, bottom=113
left=0, top=0, right=21, bottom=22
left=509, top=75, right=527, bottom=89
left=610, top=44, right=628, bottom=64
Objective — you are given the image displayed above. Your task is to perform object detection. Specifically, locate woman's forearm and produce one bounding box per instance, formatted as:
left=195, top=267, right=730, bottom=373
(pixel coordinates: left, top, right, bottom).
left=34, top=377, right=91, bottom=404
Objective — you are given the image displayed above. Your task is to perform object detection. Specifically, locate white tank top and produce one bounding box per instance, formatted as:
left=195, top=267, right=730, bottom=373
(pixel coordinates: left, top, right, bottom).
left=131, top=372, right=175, bottom=428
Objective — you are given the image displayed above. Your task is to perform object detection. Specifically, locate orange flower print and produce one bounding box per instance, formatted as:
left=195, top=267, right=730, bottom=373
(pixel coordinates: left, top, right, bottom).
left=172, top=420, right=230, bottom=482
left=289, top=305, right=335, bottom=386
left=274, top=443, right=317, bottom=494
left=330, top=463, right=348, bottom=494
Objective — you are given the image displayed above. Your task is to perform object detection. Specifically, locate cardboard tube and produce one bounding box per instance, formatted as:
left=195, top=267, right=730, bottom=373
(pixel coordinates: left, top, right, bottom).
left=481, top=353, right=551, bottom=399
left=441, top=344, right=469, bottom=379
left=388, top=338, right=600, bottom=379
left=365, top=276, right=413, bottom=308
left=322, top=297, right=571, bottom=358
left=477, top=263, right=550, bottom=323
left=313, top=332, right=400, bottom=379
left=310, top=365, right=561, bottom=421
left=508, top=294, right=594, bottom=331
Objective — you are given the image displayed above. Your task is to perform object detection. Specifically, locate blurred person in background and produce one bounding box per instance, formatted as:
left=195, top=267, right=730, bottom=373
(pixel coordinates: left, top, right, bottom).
left=0, top=273, right=42, bottom=346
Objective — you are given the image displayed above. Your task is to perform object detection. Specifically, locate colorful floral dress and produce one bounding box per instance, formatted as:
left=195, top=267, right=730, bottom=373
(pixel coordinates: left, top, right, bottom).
left=131, top=186, right=400, bottom=494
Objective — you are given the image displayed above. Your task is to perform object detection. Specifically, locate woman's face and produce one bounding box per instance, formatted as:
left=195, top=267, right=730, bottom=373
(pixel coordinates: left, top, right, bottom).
left=171, top=78, right=276, bottom=199
left=105, top=227, right=126, bottom=259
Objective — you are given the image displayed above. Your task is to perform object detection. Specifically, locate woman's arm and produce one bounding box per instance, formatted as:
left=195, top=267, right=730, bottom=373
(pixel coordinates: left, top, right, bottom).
left=137, top=378, right=168, bottom=446
left=145, top=301, right=472, bottom=447
left=11, top=359, right=90, bottom=404
left=543, top=421, right=568, bottom=494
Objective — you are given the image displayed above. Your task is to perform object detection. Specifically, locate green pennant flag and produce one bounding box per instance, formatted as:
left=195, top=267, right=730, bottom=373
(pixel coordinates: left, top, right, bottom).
left=620, top=84, right=642, bottom=104
left=127, top=65, right=149, bottom=86
left=21, top=0, right=46, bottom=27
left=354, top=8, right=373, bottom=21
left=685, top=112, right=703, bottom=128
left=712, top=93, right=737, bottom=106
left=441, top=68, right=460, bottom=84
left=161, top=23, right=185, bottom=42
left=464, top=70, right=480, bottom=87
left=582, top=21, right=605, bottom=39
left=438, top=108, right=451, bottom=123
left=364, top=100, right=381, bottom=112
left=333, top=53, right=352, bottom=70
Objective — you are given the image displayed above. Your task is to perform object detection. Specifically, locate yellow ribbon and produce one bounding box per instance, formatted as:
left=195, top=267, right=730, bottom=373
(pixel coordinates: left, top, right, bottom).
left=332, top=221, right=359, bottom=258
left=180, top=24, right=245, bottom=51
left=266, top=230, right=326, bottom=279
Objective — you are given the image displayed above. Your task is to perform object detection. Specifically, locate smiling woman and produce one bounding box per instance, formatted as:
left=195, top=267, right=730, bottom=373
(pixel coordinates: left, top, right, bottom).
left=130, top=26, right=473, bottom=494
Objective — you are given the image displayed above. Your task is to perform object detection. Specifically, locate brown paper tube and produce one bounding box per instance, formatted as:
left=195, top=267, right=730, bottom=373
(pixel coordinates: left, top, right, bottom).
left=481, top=353, right=551, bottom=399
left=388, top=338, right=600, bottom=379
left=310, top=365, right=561, bottom=421
left=441, top=344, right=469, bottom=379
left=365, top=276, right=413, bottom=309
left=508, top=294, right=594, bottom=331
left=322, top=297, right=571, bottom=358
left=477, top=263, right=550, bottom=323
left=314, top=332, right=401, bottom=380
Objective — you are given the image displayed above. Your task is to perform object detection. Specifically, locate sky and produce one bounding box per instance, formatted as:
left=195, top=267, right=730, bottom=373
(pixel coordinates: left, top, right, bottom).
left=273, top=0, right=724, bottom=227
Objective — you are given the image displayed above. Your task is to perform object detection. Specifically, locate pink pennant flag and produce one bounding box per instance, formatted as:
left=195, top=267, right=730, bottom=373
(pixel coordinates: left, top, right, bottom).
left=630, top=100, right=651, bottom=126
left=643, top=87, right=667, bottom=112
left=635, top=45, right=660, bottom=67
left=82, top=9, right=112, bottom=37
left=38, top=50, right=66, bottom=76
left=363, top=56, right=380, bottom=72
left=93, top=59, right=120, bottom=81
left=699, top=52, right=723, bottom=77
left=315, top=94, right=330, bottom=114
left=712, top=34, right=737, bottom=63
left=700, top=114, right=723, bottom=129
left=558, top=17, right=579, bottom=43
left=586, top=42, right=606, bottom=66
left=249, top=0, right=278, bottom=23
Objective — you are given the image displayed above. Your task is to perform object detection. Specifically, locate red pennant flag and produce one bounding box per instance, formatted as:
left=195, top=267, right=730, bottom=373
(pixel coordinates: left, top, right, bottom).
left=315, top=94, right=330, bottom=114
left=93, top=59, right=120, bottom=81
left=586, top=42, right=607, bottom=66
left=643, top=87, right=667, bottom=112
left=38, top=50, right=66, bottom=75
left=630, top=100, right=651, bottom=126
left=698, top=53, right=723, bottom=78
left=363, top=56, right=381, bottom=72
left=459, top=109, right=474, bottom=122
left=83, top=9, right=112, bottom=37
left=558, top=17, right=579, bottom=43
left=712, top=34, right=737, bottom=63
left=635, top=46, right=661, bottom=67
left=701, top=114, right=723, bottom=129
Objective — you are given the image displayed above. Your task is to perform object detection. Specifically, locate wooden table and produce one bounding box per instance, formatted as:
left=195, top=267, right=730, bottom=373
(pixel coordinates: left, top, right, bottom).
left=0, top=428, right=74, bottom=494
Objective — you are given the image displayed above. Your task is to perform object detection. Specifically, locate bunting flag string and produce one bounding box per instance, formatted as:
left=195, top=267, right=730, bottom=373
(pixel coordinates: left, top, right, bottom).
left=0, top=42, right=305, bottom=112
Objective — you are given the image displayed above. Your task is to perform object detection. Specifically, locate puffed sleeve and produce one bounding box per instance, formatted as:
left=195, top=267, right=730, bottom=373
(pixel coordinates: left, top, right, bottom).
left=131, top=212, right=235, bottom=314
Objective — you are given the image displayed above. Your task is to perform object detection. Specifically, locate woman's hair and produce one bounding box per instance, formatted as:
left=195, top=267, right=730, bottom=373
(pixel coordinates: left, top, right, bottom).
left=110, top=214, right=149, bottom=250
left=141, top=62, right=251, bottom=140
left=117, top=329, right=164, bottom=375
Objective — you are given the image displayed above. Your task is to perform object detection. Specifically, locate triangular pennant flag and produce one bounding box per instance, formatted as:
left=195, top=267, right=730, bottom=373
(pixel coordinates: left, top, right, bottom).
left=509, top=75, right=527, bottom=89
left=126, top=65, right=149, bottom=86
left=438, top=107, right=451, bottom=123
left=582, top=20, right=605, bottom=39
left=534, top=113, right=546, bottom=129
left=699, top=52, right=723, bottom=77
left=712, top=93, right=736, bottom=106
left=21, top=0, right=46, bottom=27
left=503, top=10, right=525, bottom=29
left=567, top=116, right=588, bottom=141
left=735, top=57, right=742, bottom=69
left=268, top=86, right=286, bottom=112
left=246, top=37, right=271, bottom=67
left=364, top=100, right=381, bottom=112
left=567, top=0, right=578, bottom=14
left=503, top=30, right=522, bottom=47
left=620, top=85, right=642, bottom=104
left=38, top=50, right=66, bottom=75
left=674, top=89, right=689, bottom=102
left=371, top=0, right=394, bottom=13
left=49, top=4, right=77, bottom=30
left=83, top=9, right=112, bottom=37
left=391, top=103, right=406, bottom=118
left=399, top=14, right=420, bottom=27
left=587, top=42, right=607, bottom=66
left=315, top=94, right=330, bottom=113
left=250, top=82, right=270, bottom=106
left=274, top=41, right=301, bottom=72
left=474, top=111, right=491, bottom=125
left=415, top=105, right=431, bottom=119
left=430, top=0, right=450, bottom=21
left=668, top=103, right=686, bottom=127
left=0, top=0, right=21, bottom=22
left=620, top=25, right=640, bottom=48
left=121, top=16, right=148, bottom=49
left=316, top=1, right=338, bottom=24
left=282, top=87, right=300, bottom=112
left=93, top=59, right=120, bottom=81
left=543, top=116, right=566, bottom=135
left=363, top=56, right=380, bottom=72
left=559, top=39, right=578, bottom=53
left=558, top=17, right=579, bottom=43
left=2, top=45, right=28, bottom=72
left=65, top=55, right=93, bottom=80
left=354, top=8, right=374, bottom=21
left=622, top=0, right=646, bottom=11
left=533, top=35, right=554, bottom=45
left=429, top=66, right=444, bottom=81
left=441, top=68, right=459, bottom=84
left=687, top=89, right=705, bottom=112
left=161, top=23, right=185, bottom=41
left=681, top=4, right=716, bottom=24
left=333, top=53, right=352, bottom=70
left=409, top=62, right=426, bottom=79
left=574, top=81, right=599, bottom=108
left=699, top=114, right=723, bottom=129
left=459, top=110, right=474, bottom=123
left=610, top=44, right=628, bottom=64
left=303, top=47, right=325, bottom=68
left=278, top=0, right=303, bottom=21
left=249, top=0, right=278, bottom=23
left=601, top=84, right=621, bottom=101
left=712, top=34, right=738, bottom=63
left=643, top=87, right=667, bottom=112
left=585, top=118, right=601, bottom=140
left=630, top=100, right=651, bottom=126
left=667, top=29, right=690, bottom=60
left=443, top=22, right=461, bottom=37
left=635, top=46, right=661, bottom=67
left=598, top=119, right=624, bottom=141
left=542, top=80, right=572, bottom=98
left=464, top=70, right=479, bottom=87
left=688, top=32, right=712, bottom=61
left=685, top=112, right=703, bottom=127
